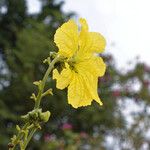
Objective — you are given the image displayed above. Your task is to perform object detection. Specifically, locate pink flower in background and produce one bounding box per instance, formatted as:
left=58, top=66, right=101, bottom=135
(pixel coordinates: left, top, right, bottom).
left=143, top=80, right=150, bottom=87
left=44, top=133, right=56, bottom=142
left=80, top=132, right=88, bottom=139
left=44, top=133, right=51, bottom=142
left=112, top=90, right=121, bottom=97
left=144, top=64, right=150, bottom=72
left=61, top=123, right=73, bottom=130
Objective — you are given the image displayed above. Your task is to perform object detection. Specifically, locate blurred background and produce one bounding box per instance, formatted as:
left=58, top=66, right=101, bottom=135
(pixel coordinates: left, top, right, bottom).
left=0, top=0, right=150, bottom=149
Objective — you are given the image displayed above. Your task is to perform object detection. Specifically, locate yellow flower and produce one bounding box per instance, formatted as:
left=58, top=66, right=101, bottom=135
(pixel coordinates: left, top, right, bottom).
left=53, top=18, right=106, bottom=108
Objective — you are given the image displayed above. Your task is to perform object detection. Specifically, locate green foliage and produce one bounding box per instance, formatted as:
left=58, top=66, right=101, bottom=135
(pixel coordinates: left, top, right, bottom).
left=0, top=0, right=26, bottom=49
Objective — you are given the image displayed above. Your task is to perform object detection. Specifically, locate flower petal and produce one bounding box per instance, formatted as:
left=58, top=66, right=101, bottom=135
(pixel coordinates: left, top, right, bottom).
left=68, top=73, right=92, bottom=108
left=90, top=77, right=103, bottom=106
left=79, top=18, right=106, bottom=55
left=79, top=18, right=89, bottom=31
left=68, top=71, right=103, bottom=108
left=53, top=64, right=73, bottom=90
left=89, top=32, right=106, bottom=53
left=54, top=20, right=78, bottom=58
left=93, top=56, right=106, bottom=77
left=75, top=56, right=106, bottom=77
left=81, top=72, right=103, bottom=106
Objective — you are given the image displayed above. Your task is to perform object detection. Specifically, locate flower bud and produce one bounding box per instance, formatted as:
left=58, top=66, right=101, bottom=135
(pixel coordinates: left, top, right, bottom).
left=39, top=111, right=51, bottom=123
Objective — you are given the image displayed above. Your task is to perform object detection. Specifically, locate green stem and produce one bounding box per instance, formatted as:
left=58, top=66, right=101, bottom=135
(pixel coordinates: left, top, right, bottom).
left=34, top=55, right=60, bottom=109
left=23, top=128, right=37, bottom=150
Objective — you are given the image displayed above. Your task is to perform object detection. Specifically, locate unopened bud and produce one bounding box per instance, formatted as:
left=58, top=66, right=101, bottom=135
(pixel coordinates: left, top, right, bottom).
left=39, top=111, right=51, bottom=123
left=42, top=89, right=53, bottom=97
left=33, top=80, right=41, bottom=86
left=30, top=93, right=37, bottom=101
left=16, top=125, right=20, bottom=131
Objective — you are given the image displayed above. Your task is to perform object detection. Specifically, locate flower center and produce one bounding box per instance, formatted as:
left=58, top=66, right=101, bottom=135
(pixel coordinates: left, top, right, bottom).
left=68, top=57, right=78, bottom=73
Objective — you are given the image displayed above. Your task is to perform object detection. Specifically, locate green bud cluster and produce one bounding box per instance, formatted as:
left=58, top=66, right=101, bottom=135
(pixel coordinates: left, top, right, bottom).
left=21, top=109, right=51, bottom=123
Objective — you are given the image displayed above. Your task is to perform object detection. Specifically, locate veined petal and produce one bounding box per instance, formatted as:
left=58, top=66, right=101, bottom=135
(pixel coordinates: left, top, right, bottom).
left=78, top=18, right=89, bottom=55
left=53, top=64, right=73, bottom=90
left=78, top=18, right=106, bottom=55
left=80, top=69, right=103, bottom=106
left=68, top=73, right=93, bottom=108
left=93, top=56, right=106, bottom=77
left=54, top=20, right=78, bottom=58
left=75, top=56, right=106, bottom=77
left=68, top=71, right=103, bottom=108
left=87, top=75, right=103, bottom=106
left=89, top=32, right=106, bottom=53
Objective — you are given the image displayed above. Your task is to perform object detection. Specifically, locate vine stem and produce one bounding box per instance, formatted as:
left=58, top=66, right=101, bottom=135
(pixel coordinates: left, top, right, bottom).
left=9, top=55, right=60, bottom=150
left=34, top=55, right=60, bottom=109
left=23, top=128, right=36, bottom=150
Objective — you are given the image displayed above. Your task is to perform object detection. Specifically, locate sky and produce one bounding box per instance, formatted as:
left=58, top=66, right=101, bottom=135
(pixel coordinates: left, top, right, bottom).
left=27, top=0, right=150, bottom=68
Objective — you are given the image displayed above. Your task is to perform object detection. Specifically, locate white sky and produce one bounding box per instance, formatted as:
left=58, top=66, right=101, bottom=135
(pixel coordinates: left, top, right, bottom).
left=27, top=0, right=150, bottom=68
